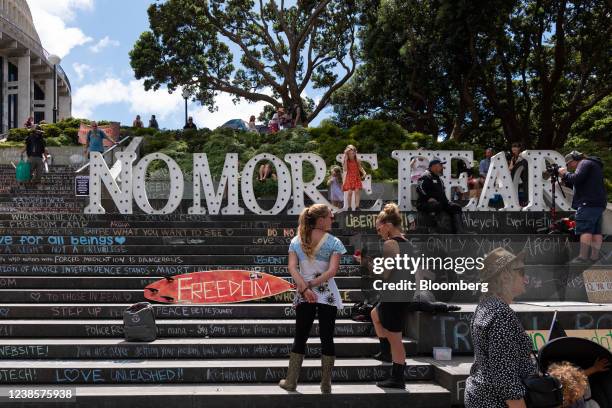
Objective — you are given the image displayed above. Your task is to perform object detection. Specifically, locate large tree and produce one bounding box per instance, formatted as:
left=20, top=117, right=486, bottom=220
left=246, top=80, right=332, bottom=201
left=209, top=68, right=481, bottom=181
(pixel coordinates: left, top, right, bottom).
left=333, top=0, right=611, bottom=148
left=130, top=0, right=359, bottom=126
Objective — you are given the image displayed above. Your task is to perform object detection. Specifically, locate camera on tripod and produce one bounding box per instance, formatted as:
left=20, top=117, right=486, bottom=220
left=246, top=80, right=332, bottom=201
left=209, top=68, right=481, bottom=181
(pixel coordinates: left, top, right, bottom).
left=544, top=162, right=561, bottom=179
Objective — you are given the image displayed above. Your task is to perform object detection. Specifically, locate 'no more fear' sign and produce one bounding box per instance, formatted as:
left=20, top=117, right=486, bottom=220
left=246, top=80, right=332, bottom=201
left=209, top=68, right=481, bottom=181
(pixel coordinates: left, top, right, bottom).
left=85, top=137, right=572, bottom=215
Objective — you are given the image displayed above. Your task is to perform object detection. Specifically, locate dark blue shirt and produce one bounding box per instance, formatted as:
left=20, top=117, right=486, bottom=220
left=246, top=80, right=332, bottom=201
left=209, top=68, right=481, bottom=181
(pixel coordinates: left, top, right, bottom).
left=562, top=157, right=607, bottom=209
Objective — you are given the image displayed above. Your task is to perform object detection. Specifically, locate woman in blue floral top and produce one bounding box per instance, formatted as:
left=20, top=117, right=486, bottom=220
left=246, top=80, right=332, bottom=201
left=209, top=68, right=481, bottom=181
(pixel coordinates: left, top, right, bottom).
left=465, top=247, right=536, bottom=408
left=278, top=203, right=346, bottom=394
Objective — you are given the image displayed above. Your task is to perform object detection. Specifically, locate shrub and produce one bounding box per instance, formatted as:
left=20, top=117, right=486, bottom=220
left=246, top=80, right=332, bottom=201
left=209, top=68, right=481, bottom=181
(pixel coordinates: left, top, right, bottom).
left=40, top=124, right=62, bottom=138
left=7, top=128, right=30, bottom=142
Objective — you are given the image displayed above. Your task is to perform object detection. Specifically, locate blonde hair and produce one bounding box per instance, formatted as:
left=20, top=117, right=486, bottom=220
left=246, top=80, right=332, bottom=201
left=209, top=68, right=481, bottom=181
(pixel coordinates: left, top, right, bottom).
left=328, top=165, right=342, bottom=185
left=376, top=203, right=402, bottom=228
left=343, top=144, right=366, bottom=177
left=548, top=361, right=588, bottom=407
left=298, top=204, right=330, bottom=258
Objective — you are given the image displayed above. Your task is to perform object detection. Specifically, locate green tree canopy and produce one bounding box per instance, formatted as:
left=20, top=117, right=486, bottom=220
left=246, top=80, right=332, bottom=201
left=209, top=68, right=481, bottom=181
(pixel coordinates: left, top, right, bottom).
left=130, top=0, right=360, bottom=126
left=333, top=0, right=611, bottom=148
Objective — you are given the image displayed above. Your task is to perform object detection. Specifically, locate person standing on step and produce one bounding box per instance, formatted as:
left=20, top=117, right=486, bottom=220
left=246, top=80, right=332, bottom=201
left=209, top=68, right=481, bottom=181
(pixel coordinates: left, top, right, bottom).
left=84, top=122, right=117, bottom=159
left=464, top=247, right=536, bottom=408
left=559, top=151, right=607, bottom=264
left=21, top=125, right=48, bottom=185
left=279, top=204, right=346, bottom=394
left=341, top=144, right=366, bottom=211
left=369, top=203, right=410, bottom=389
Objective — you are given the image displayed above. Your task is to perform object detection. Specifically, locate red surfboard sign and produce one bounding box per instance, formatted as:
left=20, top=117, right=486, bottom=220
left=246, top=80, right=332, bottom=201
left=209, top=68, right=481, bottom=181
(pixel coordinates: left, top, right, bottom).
left=144, top=270, right=294, bottom=304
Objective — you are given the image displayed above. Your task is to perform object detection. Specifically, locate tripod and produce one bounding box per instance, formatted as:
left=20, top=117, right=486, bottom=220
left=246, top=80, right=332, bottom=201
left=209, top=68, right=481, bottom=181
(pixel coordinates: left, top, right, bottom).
left=548, top=168, right=567, bottom=233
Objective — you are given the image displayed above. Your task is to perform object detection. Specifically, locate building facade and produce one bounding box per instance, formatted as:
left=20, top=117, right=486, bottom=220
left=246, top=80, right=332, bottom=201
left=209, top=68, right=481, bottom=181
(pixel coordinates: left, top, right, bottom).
left=0, top=0, right=71, bottom=133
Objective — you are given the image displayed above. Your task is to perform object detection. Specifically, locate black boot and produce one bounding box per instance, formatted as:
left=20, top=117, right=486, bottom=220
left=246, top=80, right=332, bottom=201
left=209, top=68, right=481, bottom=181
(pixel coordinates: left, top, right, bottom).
left=377, top=362, right=406, bottom=389
left=373, top=338, right=392, bottom=362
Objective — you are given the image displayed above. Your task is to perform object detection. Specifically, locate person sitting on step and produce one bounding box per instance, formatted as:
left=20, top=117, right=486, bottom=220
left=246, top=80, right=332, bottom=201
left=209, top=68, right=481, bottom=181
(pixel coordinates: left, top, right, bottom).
left=416, top=158, right=464, bottom=233
left=279, top=204, right=346, bottom=394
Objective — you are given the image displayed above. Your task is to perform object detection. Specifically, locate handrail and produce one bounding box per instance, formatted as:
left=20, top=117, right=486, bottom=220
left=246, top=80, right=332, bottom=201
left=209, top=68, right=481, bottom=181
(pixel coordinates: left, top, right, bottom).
left=0, top=12, right=71, bottom=93
left=75, top=136, right=132, bottom=174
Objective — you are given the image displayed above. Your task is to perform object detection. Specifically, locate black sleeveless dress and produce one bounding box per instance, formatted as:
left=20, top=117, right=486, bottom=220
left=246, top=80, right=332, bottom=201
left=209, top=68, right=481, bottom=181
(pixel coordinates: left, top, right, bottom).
left=376, top=235, right=413, bottom=333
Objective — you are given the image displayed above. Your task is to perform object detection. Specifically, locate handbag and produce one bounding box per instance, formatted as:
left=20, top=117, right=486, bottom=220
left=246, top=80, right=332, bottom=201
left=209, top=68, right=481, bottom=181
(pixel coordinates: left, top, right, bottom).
left=123, top=302, right=157, bottom=342
left=16, top=157, right=31, bottom=182
left=523, top=351, right=564, bottom=408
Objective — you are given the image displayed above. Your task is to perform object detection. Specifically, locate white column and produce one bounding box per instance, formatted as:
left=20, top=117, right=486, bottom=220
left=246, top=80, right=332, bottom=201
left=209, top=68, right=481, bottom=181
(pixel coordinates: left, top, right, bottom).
left=59, top=94, right=71, bottom=120
left=16, top=54, right=30, bottom=127
left=1, top=57, right=7, bottom=133
left=43, top=79, right=54, bottom=122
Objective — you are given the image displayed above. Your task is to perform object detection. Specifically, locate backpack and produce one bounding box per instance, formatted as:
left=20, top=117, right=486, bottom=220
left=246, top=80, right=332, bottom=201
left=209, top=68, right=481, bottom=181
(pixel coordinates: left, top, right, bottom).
left=27, top=135, right=45, bottom=157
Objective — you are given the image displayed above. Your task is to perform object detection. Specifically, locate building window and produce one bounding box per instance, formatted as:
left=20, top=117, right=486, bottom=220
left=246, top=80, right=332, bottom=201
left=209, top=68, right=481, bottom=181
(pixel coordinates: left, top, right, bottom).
left=34, top=82, right=45, bottom=100
left=8, top=94, right=17, bottom=129
left=34, top=111, right=45, bottom=124
left=8, top=62, right=17, bottom=82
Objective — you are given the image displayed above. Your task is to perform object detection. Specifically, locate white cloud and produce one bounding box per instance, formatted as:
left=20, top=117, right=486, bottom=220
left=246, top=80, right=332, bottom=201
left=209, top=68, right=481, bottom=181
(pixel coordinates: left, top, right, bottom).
left=72, top=78, right=129, bottom=118
left=191, top=91, right=272, bottom=129
left=73, top=76, right=275, bottom=127
left=72, top=63, right=92, bottom=81
left=72, top=77, right=183, bottom=120
left=28, top=0, right=94, bottom=21
left=89, top=36, right=120, bottom=53
left=28, top=0, right=94, bottom=58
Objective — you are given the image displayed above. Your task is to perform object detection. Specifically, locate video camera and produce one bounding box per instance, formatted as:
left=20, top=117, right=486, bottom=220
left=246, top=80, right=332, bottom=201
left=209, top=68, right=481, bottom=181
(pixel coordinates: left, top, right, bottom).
left=544, top=162, right=561, bottom=179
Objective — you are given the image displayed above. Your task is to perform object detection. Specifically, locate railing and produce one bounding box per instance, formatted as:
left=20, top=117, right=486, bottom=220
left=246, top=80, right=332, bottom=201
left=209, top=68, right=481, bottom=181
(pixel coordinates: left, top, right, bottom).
left=0, top=12, right=71, bottom=93
left=75, top=136, right=132, bottom=174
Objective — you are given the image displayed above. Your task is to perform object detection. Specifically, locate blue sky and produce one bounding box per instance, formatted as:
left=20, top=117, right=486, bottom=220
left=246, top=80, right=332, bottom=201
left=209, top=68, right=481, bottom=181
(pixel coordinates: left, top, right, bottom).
left=28, top=0, right=332, bottom=129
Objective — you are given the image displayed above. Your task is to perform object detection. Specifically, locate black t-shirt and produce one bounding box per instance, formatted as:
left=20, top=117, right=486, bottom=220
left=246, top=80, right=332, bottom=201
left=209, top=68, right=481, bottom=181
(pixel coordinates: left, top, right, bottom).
left=25, top=133, right=45, bottom=158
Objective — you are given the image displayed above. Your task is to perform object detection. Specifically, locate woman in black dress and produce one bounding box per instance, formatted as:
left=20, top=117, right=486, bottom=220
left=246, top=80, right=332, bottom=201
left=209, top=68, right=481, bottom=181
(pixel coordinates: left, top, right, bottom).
left=465, top=247, right=536, bottom=408
left=369, top=203, right=410, bottom=389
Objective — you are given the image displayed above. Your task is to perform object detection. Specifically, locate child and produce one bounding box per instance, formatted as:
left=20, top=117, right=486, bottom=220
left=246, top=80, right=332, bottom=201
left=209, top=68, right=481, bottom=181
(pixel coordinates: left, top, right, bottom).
left=327, top=166, right=343, bottom=208
left=342, top=145, right=366, bottom=211
left=548, top=357, right=609, bottom=407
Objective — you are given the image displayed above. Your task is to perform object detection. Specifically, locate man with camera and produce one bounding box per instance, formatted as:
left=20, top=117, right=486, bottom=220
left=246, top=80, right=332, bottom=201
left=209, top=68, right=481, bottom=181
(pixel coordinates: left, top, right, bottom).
left=558, top=151, right=607, bottom=263
left=416, top=158, right=464, bottom=233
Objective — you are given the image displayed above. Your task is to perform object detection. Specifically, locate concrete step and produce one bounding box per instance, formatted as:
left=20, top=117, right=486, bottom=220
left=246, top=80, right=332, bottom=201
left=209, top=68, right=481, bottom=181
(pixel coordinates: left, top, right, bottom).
left=406, top=302, right=612, bottom=354
left=0, top=264, right=362, bottom=277
left=0, top=319, right=373, bottom=338
left=0, top=227, right=301, bottom=238
left=0, top=383, right=451, bottom=408
left=0, top=338, right=417, bottom=359
left=0, top=235, right=348, bottom=246
left=0, top=276, right=362, bottom=290
left=0, top=358, right=434, bottom=384
left=0, top=303, right=359, bottom=319
left=0, top=289, right=363, bottom=304
left=0, top=244, right=355, bottom=256
left=0, top=214, right=301, bottom=221
left=430, top=357, right=473, bottom=406
left=0, top=254, right=358, bottom=265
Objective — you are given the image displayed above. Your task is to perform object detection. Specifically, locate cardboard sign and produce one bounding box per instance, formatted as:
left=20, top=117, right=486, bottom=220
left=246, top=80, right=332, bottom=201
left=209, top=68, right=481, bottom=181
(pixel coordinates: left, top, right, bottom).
left=583, top=269, right=612, bottom=303
left=144, top=270, right=294, bottom=304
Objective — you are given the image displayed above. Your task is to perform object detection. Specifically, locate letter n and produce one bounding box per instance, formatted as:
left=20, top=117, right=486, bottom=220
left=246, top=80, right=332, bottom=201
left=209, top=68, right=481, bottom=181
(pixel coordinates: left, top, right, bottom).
left=85, top=151, right=136, bottom=214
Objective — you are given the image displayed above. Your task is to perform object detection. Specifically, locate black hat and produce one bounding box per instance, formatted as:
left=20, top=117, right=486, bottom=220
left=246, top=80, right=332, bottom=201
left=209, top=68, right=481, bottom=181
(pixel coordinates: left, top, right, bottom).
left=429, top=158, right=446, bottom=168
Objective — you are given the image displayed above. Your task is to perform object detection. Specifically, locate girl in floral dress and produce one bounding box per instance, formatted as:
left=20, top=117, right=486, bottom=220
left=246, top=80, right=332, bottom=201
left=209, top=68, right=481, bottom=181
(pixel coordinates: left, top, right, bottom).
left=342, top=144, right=366, bottom=211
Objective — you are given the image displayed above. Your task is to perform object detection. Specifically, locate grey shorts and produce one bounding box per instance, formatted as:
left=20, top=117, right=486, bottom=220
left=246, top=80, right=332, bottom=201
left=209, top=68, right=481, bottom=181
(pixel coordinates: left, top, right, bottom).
left=28, top=157, right=44, bottom=181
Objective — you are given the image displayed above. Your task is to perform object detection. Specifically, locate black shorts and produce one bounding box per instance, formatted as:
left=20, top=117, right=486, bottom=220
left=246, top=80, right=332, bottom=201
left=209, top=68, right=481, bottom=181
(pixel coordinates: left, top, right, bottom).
left=377, top=302, right=416, bottom=333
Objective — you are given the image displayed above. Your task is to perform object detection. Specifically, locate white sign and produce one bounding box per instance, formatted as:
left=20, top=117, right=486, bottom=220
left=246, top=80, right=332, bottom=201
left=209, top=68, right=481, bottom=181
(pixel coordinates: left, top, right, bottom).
left=85, top=150, right=574, bottom=215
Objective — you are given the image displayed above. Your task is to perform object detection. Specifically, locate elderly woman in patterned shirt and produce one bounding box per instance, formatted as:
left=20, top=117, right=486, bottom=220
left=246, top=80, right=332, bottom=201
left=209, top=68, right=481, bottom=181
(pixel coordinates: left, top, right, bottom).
left=465, top=247, right=537, bottom=408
